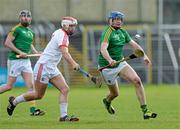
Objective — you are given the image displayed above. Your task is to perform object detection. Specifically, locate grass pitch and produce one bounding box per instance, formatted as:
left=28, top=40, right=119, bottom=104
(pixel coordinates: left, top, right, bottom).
left=0, top=84, right=180, bottom=129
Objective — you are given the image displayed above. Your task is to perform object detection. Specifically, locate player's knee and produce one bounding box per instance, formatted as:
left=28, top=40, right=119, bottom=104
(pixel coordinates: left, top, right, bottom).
left=132, top=76, right=141, bottom=86
left=61, top=86, right=69, bottom=95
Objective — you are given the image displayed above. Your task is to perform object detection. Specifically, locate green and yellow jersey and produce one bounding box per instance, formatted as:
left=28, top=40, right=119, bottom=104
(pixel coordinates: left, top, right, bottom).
left=8, top=24, right=35, bottom=60
left=98, top=26, right=132, bottom=68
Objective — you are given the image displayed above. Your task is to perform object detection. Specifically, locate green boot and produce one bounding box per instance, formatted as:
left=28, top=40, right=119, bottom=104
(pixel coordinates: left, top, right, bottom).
left=103, top=98, right=115, bottom=114
left=141, top=105, right=157, bottom=119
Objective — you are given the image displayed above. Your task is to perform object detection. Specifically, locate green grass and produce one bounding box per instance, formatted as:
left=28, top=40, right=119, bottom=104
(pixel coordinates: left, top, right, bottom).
left=0, top=84, right=180, bottom=129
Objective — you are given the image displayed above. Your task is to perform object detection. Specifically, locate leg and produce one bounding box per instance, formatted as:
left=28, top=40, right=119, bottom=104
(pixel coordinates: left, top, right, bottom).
left=119, top=65, right=146, bottom=106
left=22, top=72, right=45, bottom=116
left=119, top=64, right=157, bottom=119
left=24, top=80, right=47, bottom=101
left=106, top=81, right=119, bottom=102
left=0, top=76, right=16, bottom=94
left=103, top=81, right=119, bottom=114
left=7, top=80, right=47, bottom=116
left=101, top=67, right=120, bottom=115
left=50, top=73, right=79, bottom=122
left=0, top=59, right=18, bottom=94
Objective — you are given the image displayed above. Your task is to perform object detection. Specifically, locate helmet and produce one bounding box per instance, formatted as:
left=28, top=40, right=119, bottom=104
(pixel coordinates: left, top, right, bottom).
left=61, top=16, right=78, bottom=28
left=19, top=10, right=31, bottom=18
left=61, top=16, right=78, bottom=35
left=19, top=10, right=32, bottom=27
left=108, top=11, right=124, bottom=20
left=108, top=11, right=124, bottom=28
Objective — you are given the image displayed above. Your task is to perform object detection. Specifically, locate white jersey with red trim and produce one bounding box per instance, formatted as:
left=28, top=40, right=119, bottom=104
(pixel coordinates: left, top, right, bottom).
left=37, top=29, right=69, bottom=65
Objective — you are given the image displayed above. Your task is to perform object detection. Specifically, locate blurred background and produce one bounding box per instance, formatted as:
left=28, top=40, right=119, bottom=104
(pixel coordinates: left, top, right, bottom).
left=0, top=0, right=180, bottom=86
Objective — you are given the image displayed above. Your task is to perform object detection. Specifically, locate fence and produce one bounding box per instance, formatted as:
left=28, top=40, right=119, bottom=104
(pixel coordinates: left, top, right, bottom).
left=0, top=23, right=180, bottom=86
left=155, top=24, right=180, bottom=84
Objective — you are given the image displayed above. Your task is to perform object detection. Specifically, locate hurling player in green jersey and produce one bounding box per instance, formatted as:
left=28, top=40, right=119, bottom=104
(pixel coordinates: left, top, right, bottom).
left=0, top=10, right=44, bottom=116
left=98, top=11, right=157, bottom=119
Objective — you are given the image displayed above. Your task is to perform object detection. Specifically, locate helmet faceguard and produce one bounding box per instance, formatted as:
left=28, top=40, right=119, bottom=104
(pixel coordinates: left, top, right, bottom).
left=108, top=11, right=124, bottom=28
left=19, top=10, right=32, bottom=27
left=61, top=16, right=78, bottom=35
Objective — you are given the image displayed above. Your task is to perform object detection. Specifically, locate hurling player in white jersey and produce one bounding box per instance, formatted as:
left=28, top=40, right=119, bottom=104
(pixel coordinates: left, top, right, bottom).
left=7, top=16, right=80, bottom=122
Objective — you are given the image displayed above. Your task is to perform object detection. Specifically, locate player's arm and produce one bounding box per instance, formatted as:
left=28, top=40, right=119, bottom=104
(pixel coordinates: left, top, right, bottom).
left=100, top=42, right=116, bottom=66
left=60, top=46, right=80, bottom=70
left=129, top=40, right=151, bottom=65
left=31, top=39, right=40, bottom=54
left=4, top=33, right=27, bottom=57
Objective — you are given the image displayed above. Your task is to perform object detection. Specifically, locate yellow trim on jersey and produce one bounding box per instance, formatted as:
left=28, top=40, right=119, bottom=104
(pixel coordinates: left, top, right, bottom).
left=103, top=27, right=111, bottom=43
left=9, top=24, right=21, bottom=35
left=102, top=26, right=114, bottom=43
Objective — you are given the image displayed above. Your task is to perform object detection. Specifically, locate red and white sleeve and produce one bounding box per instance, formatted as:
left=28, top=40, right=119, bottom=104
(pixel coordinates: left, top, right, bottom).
left=58, top=32, right=69, bottom=48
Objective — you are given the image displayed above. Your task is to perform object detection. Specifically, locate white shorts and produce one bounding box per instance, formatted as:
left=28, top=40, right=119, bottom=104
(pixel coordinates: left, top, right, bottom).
left=100, top=61, right=128, bottom=85
left=8, top=59, right=33, bottom=77
left=34, top=63, right=60, bottom=84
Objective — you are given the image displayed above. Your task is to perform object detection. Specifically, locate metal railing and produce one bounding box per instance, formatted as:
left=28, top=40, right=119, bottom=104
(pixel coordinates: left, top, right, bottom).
left=164, top=33, right=179, bottom=84
left=0, top=23, right=180, bottom=85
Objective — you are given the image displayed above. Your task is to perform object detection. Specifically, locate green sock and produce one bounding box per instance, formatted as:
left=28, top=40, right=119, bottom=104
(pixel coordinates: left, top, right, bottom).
left=30, top=107, right=36, bottom=113
left=141, top=105, right=148, bottom=113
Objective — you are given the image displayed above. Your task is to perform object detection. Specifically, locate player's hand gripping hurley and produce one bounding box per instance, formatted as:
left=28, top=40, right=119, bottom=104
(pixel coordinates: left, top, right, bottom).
left=78, top=68, right=102, bottom=88
left=98, top=49, right=144, bottom=71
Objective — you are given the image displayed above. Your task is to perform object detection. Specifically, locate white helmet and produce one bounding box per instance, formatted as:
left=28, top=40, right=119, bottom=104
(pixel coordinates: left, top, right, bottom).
left=61, top=16, right=78, bottom=28
left=19, top=9, right=32, bottom=27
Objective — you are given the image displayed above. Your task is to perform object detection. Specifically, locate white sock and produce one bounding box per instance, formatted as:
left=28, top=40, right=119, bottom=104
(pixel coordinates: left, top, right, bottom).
left=13, top=95, right=26, bottom=106
left=60, top=103, right=68, bottom=117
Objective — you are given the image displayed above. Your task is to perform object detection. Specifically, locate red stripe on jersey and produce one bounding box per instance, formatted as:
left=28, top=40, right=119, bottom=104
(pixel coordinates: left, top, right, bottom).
left=37, top=64, right=43, bottom=81
left=59, top=32, right=69, bottom=47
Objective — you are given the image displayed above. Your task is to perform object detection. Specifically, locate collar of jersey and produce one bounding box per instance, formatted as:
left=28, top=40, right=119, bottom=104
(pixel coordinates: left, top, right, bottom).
left=109, top=25, right=115, bottom=31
